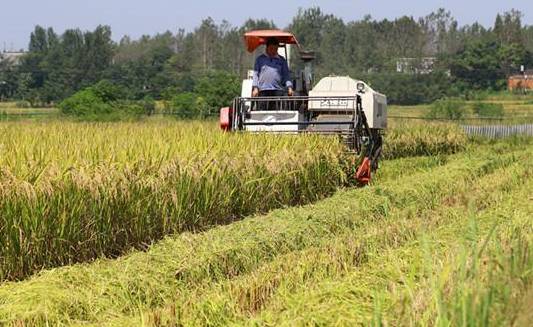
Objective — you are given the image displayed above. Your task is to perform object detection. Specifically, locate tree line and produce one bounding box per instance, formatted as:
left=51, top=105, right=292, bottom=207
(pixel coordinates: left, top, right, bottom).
left=0, top=7, right=532, bottom=109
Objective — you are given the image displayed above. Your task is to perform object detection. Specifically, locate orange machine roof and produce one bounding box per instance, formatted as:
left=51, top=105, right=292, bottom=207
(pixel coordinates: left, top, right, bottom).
left=244, top=30, right=299, bottom=53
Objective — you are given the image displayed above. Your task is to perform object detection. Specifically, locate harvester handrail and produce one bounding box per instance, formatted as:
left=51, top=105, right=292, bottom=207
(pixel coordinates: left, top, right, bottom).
left=237, top=95, right=360, bottom=101
left=242, top=121, right=355, bottom=126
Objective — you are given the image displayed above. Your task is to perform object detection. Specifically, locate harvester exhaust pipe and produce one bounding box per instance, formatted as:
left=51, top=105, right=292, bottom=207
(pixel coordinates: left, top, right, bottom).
left=300, top=50, right=315, bottom=94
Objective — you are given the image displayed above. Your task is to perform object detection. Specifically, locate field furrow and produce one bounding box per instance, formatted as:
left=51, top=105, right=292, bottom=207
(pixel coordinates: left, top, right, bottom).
left=243, top=161, right=532, bottom=326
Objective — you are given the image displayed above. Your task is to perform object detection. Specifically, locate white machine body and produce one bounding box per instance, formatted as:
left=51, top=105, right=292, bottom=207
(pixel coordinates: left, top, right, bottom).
left=308, top=76, right=387, bottom=129
left=224, top=30, right=386, bottom=184
left=241, top=75, right=387, bottom=131
left=245, top=111, right=303, bottom=132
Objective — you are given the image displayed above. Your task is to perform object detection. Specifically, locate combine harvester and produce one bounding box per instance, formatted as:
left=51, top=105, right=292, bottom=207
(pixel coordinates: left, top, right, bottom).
left=220, top=30, right=387, bottom=184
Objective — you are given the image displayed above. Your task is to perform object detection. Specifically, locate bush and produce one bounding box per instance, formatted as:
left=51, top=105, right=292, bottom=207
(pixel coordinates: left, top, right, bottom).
left=141, top=96, right=156, bottom=115
left=426, top=98, right=465, bottom=120
left=472, top=102, right=504, bottom=117
left=170, top=92, right=205, bottom=118
left=59, top=89, right=108, bottom=116
left=464, top=90, right=490, bottom=101
left=90, top=80, right=128, bottom=102
left=59, top=81, right=144, bottom=121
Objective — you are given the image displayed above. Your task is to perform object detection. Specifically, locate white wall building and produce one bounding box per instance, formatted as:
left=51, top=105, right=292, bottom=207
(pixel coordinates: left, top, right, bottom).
left=0, top=51, right=25, bottom=66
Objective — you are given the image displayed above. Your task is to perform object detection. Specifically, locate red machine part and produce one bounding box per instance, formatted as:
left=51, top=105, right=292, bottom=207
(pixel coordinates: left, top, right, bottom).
left=220, top=107, right=232, bottom=131
left=355, top=157, right=372, bottom=185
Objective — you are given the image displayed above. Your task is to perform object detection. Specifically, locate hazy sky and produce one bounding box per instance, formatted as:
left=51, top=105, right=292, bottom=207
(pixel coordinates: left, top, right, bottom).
left=1, top=0, right=532, bottom=51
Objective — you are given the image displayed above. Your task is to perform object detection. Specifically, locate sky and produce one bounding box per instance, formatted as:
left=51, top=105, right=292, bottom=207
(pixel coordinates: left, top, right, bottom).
left=1, top=0, right=532, bottom=51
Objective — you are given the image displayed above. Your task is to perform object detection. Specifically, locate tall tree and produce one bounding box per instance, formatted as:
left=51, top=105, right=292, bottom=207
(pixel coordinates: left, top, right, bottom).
left=195, top=17, right=219, bottom=71
left=29, top=26, right=48, bottom=53
left=495, top=10, right=523, bottom=45
left=319, top=16, right=346, bottom=75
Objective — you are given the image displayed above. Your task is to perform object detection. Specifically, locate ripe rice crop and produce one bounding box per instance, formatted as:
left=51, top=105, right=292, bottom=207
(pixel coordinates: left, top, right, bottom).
left=383, top=121, right=467, bottom=159
left=0, top=140, right=529, bottom=326
left=0, top=120, right=468, bottom=282
left=0, top=121, right=345, bottom=281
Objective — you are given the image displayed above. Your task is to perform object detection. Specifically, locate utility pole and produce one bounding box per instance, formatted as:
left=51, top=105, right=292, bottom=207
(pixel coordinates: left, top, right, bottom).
left=520, top=65, right=526, bottom=95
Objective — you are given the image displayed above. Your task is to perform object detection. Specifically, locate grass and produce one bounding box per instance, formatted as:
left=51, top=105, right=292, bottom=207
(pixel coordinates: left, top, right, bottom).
left=0, top=101, right=58, bottom=114
left=0, top=139, right=530, bottom=326
left=2, top=91, right=532, bottom=125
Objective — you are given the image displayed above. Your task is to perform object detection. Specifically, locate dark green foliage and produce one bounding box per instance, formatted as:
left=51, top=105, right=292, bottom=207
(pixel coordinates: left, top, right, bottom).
left=362, top=71, right=458, bottom=105
left=194, top=70, right=241, bottom=109
left=472, top=102, right=504, bottom=117
left=90, top=80, right=128, bottom=102
left=170, top=92, right=199, bottom=118
left=163, top=70, right=240, bottom=118
left=3, top=8, right=533, bottom=107
left=16, top=25, right=115, bottom=104
left=449, top=40, right=529, bottom=91
left=59, top=81, right=144, bottom=121
left=141, top=96, right=156, bottom=115
left=426, top=98, right=465, bottom=120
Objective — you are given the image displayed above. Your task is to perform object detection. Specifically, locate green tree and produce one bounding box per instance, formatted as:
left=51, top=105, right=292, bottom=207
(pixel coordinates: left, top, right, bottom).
left=29, top=26, right=49, bottom=53
left=194, top=70, right=240, bottom=109
left=319, top=16, right=346, bottom=75
left=498, top=42, right=527, bottom=76
left=449, top=40, right=502, bottom=90
left=170, top=92, right=198, bottom=118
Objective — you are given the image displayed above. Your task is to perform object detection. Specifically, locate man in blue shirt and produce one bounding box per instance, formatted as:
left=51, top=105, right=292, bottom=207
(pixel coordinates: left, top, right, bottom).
left=252, top=38, right=293, bottom=110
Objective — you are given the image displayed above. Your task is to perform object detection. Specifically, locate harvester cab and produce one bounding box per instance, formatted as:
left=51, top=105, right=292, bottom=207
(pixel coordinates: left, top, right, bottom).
left=220, top=30, right=387, bottom=185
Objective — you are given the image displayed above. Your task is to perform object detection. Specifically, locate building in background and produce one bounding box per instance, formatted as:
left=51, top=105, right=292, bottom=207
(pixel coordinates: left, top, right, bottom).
left=0, top=51, right=25, bottom=66
left=396, top=57, right=437, bottom=74
left=508, top=70, right=533, bottom=92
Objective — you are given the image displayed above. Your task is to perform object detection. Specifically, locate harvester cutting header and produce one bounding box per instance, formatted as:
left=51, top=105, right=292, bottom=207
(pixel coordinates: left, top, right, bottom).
left=220, top=30, right=387, bottom=184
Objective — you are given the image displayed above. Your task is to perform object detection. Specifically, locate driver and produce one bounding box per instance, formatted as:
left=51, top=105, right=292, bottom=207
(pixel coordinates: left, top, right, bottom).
left=251, top=37, right=293, bottom=109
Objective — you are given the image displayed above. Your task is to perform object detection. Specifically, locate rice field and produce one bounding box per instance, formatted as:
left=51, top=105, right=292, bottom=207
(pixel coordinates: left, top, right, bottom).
left=388, top=94, right=533, bottom=125
left=0, top=118, right=530, bottom=326
left=0, top=121, right=348, bottom=281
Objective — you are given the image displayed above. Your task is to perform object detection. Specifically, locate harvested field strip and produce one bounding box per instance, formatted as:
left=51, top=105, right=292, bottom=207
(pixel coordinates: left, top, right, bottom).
left=248, top=173, right=532, bottom=326
left=0, top=144, right=526, bottom=326
left=0, top=121, right=467, bottom=281
left=107, top=153, right=533, bottom=326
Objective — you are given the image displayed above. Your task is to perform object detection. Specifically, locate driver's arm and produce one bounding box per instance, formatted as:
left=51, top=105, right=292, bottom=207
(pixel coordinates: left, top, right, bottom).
left=281, top=59, right=293, bottom=96
left=252, top=57, right=260, bottom=97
